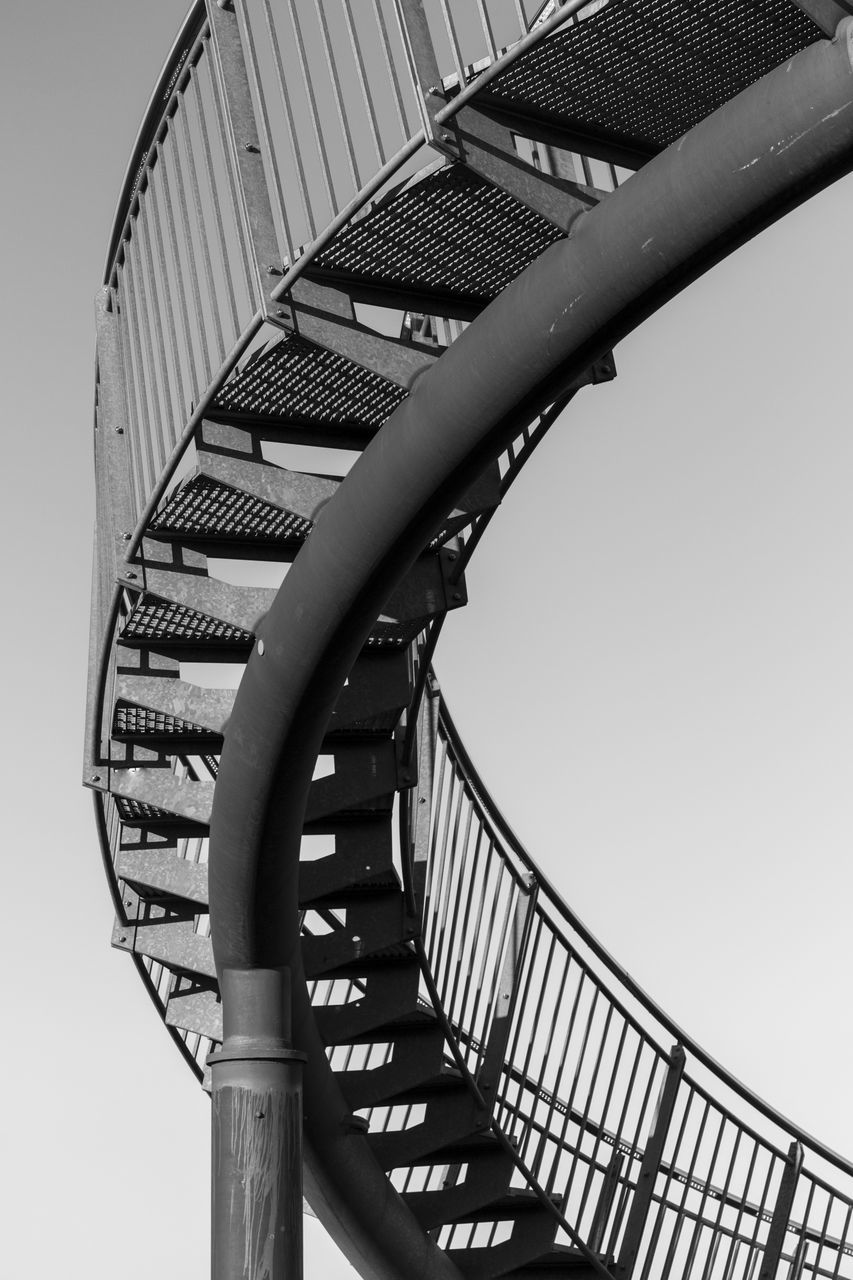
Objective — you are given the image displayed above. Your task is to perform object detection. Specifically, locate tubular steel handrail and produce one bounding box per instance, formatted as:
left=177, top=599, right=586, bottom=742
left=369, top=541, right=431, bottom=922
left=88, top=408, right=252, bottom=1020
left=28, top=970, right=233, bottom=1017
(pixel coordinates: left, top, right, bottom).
left=424, top=698, right=853, bottom=1275
left=437, top=699, right=853, bottom=1181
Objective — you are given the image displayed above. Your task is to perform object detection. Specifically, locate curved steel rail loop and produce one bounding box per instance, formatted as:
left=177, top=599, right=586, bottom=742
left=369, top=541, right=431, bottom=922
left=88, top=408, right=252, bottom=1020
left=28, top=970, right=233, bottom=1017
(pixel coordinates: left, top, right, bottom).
left=85, top=3, right=853, bottom=1280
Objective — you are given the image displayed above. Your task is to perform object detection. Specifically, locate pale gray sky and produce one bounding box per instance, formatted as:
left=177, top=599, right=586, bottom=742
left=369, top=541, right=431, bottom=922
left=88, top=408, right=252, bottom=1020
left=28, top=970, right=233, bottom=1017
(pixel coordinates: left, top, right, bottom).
left=2, top=4, right=853, bottom=1278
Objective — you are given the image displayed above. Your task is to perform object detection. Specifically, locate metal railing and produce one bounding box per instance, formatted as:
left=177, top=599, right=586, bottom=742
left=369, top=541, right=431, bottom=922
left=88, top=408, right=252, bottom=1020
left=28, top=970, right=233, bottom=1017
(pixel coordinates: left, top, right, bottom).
left=101, top=0, right=624, bottom=555
left=406, top=701, right=853, bottom=1277
left=106, top=12, right=261, bottom=520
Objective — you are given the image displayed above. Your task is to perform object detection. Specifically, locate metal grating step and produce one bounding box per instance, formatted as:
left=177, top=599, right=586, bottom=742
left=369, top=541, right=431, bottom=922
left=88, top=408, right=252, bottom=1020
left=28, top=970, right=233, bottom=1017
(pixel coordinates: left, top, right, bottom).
left=478, top=0, right=820, bottom=163
left=310, top=164, right=564, bottom=310
left=114, top=795, right=200, bottom=828
left=112, top=699, right=221, bottom=745
left=149, top=474, right=312, bottom=546
left=118, top=595, right=254, bottom=650
left=211, top=331, right=407, bottom=432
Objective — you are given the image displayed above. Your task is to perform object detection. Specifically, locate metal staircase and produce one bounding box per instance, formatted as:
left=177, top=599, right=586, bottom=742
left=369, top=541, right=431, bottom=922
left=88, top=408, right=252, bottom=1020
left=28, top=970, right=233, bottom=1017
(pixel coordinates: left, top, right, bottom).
left=85, top=3, right=853, bottom=1277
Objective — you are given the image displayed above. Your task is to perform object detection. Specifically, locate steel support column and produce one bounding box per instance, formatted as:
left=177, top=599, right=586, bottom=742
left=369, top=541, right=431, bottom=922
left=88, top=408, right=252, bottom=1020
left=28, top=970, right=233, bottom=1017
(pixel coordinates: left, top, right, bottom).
left=208, top=21, right=853, bottom=1280
left=210, top=968, right=306, bottom=1280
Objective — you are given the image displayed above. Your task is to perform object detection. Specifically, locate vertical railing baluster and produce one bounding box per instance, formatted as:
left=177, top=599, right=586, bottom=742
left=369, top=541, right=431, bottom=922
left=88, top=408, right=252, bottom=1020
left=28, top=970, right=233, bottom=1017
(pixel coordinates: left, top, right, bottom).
left=445, top=821, right=485, bottom=1036
left=475, top=875, right=537, bottom=1120
left=234, top=0, right=295, bottom=263
left=475, top=0, right=499, bottom=61
left=437, top=0, right=467, bottom=87
left=589, top=1149, right=625, bottom=1256
left=123, top=243, right=159, bottom=495
left=830, top=1202, right=851, bottom=1279
left=615, top=1043, right=686, bottom=1279
left=174, top=103, right=226, bottom=360
left=371, top=0, right=409, bottom=139
left=205, top=37, right=257, bottom=301
left=341, top=0, right=386, bottom=166
left=261, top=0, right=316, bottom=240
left=136, top=196, right=177, bottom=460
left=576, top=1015, right=628, bottom=1231
left=312, top=0, right=361, bottom=190
left=146, top=164, right=190, bottom=422
left=157, top=141, right=204, bottom=403
left=285, top=0, right=337, bottom=214
left=189, top=66, right=240, bottom=337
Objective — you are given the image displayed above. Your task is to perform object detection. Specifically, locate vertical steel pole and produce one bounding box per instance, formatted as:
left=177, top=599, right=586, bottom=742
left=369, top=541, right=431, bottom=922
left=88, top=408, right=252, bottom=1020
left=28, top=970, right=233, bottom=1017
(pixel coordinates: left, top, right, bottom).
left=210, top=967, right=306, bottom=1280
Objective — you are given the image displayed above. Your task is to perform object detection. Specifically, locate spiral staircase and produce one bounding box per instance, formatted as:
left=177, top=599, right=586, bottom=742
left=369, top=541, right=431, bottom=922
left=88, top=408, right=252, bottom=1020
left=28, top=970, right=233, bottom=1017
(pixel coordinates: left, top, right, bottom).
left=85, top=2, right=853, bottom=1277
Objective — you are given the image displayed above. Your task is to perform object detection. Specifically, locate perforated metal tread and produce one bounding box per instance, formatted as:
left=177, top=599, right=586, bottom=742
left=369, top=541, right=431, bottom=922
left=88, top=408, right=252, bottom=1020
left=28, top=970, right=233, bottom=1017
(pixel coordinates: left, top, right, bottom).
left=478, top=0, right=821, bottom=161
left=118, top=594, right=254, bottom=650
left=211, top=331, right=407, bottom=435
left=112, top=700, right=221, bottom=744
left=150, top=475, right=312, bottom=546
left=114, top=795, right=202, bottom=827
left=310, top=164, right=565, bottom=310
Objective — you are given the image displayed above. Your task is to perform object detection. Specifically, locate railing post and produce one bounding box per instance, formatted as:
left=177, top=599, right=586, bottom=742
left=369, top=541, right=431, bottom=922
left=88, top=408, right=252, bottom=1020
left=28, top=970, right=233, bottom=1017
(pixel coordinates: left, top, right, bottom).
left=84, top=288, right=139, bottom=790
left=758, top=1142, right=803, bottom=1280
left=407, top=672, right=440, bottom=926
left=475, top=875, right=538, bottom=1121
left=589, top=1149, right=625, bottom=1257
left=205, top=0, right=287, bottom=322
left=614, top=1043, right=685, bottom=1279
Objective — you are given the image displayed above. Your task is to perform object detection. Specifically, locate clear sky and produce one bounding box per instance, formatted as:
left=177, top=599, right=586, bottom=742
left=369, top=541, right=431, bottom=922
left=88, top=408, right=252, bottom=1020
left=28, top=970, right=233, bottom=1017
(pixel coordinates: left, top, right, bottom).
left=3, top=4, right=853, bottom=1278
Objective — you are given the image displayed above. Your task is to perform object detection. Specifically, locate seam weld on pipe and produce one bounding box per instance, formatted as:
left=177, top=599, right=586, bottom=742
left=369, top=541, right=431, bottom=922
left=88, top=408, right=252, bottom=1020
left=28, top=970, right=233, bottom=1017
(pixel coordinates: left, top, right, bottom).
left=208, top=22, right=853, bottom=1280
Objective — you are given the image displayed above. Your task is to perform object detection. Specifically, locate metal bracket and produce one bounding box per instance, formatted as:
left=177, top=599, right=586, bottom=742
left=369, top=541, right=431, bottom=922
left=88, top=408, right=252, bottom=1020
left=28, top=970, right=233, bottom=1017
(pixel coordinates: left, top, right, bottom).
left=758, top=1141, right=803, bottom=1280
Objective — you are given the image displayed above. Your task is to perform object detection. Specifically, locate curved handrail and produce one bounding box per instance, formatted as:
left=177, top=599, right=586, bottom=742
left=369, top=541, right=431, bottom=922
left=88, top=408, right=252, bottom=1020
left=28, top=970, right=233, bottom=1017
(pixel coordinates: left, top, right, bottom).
left=438, top=700, right=853, bottom=1181
left=103, top=1, right=206, bottom=286
left=89, top=8, right=853, bottom=1280
left=208, top=26, right=853, bottom=1278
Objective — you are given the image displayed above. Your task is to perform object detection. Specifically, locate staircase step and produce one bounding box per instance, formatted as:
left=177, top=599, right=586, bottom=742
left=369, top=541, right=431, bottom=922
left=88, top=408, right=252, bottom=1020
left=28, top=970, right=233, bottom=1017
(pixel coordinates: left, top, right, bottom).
left=402, top=1138, right=515, bottom=1229
left=114, top=675, right=234, bottom=736
left=166, top=979, right=222, bottom=1040
left=444, top=1201, right=560, bottom=1280
left=331, top=1023, right=447, bottom=1111
left=149, top=473, right=313, bottom=548
left=472, top=0, right=821, bottom=167
left=111, top=770, right=213, bottom=828
left=305, top=740, right=398, bottom=823
left=311, top=958, right=421, bottom=1044
left=309, top=164, right=564, bottom=320
left=301, top=895, right=408, bottom=978
left=299, top=818, right=394, bottom=903
left=367, top=1086, right=481, bottom=1170
left=500, top=1244, right=607, bottom=1278
left=209, top=330, right=408, bottom=442
left=116, top=847, right=209, bottom=905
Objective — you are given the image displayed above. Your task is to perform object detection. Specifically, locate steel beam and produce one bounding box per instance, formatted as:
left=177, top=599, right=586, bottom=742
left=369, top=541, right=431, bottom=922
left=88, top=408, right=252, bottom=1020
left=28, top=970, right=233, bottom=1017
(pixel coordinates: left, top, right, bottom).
left=209, top=22, right=853, bottom=1280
